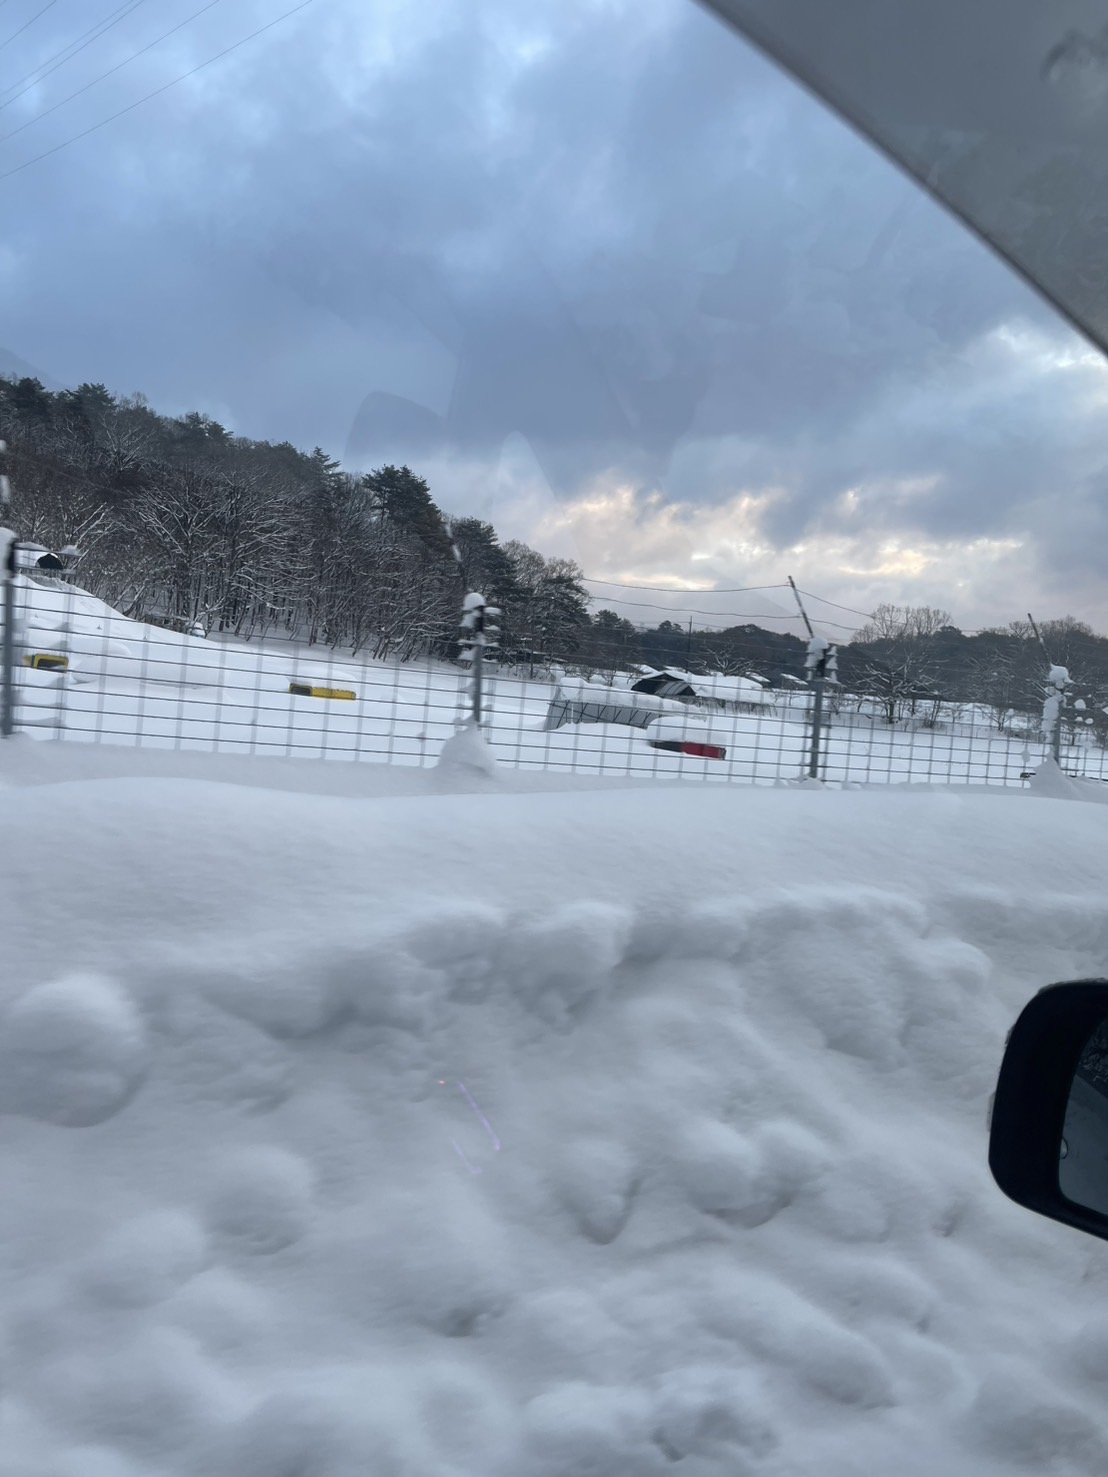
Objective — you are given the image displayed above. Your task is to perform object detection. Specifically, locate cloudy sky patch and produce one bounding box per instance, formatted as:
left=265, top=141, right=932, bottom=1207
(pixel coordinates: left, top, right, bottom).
left=0, top=0, right=1105, bottom=634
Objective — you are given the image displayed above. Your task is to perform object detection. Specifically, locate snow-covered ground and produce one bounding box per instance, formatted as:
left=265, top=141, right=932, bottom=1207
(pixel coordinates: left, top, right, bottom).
left=10, top=577, right=1098, bottom=788
left=3, top=736, right=1108, bottom=1475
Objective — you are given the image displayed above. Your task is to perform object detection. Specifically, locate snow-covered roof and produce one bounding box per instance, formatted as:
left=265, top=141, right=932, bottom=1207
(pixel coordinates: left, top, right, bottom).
left=658, top=668, right=771, bottom=701
left=557, top=676, right=686, bottom=714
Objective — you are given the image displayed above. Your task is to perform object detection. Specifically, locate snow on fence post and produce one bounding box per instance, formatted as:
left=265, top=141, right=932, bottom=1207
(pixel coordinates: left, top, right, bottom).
left=458, top=591, right=500, bottom=728
left=0, top=441, right=15, bottom=740
left=804, top=635, right=838, bottom=780
left=1043, top=664, right=1070, bottom=766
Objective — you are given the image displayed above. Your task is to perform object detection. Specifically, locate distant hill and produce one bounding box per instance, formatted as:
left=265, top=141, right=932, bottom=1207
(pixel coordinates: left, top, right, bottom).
left=0, top=349, right=58, bottom=389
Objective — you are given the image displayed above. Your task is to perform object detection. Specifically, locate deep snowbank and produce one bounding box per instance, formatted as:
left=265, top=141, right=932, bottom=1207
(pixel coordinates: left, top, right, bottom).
left=2, top=758, right=1108, bottom=1475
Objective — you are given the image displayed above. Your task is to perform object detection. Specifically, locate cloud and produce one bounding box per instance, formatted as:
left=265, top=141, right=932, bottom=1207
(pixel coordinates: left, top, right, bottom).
left=0, top=0, right=1105, bottom=629
left=430, top=461, right=1037, bottom=636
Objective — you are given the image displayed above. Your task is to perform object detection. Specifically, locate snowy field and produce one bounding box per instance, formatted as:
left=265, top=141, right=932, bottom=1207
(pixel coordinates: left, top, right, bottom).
left=3, top=736, right=1108, bottom=1474
left=10, top=577, right=1100, bottom=788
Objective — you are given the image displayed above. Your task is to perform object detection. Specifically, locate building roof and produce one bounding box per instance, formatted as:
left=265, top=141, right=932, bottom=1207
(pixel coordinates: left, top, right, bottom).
left=653, top=668, right=772, bottom=702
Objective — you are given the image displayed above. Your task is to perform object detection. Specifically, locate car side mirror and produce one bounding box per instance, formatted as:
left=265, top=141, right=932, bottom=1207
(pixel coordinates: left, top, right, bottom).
left=990, top=980, right=1108, bottom=1242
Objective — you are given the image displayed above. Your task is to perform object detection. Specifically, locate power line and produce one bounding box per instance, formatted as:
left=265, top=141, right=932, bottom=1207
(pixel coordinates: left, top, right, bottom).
left=598, top=595, right=797, bottom=618
left=602, top=601, right=794, bottom=621
left=588, top=591, right=861, bottom=630
left=794, top=587, right=876, bottom=620
left=583, top=575, right=870, bottom=625
left=0, top=0, right=152, bottom=114
left=0, top=0, right=226, bottom=145
left=802, top=618, right=863, bottom=634
left=584, top=577, right=789, bottom=594
left=0, top=0, right=59, bottom=53
left=0, top=0, right=318, bottom=182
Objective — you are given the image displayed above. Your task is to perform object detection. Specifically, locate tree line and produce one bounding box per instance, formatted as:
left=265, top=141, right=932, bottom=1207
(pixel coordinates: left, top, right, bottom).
left=836, top=605, right=1108, bottom=739
left=0, top=377, right=591, bottom=661
left=569, top=602, right=1108, bottom=741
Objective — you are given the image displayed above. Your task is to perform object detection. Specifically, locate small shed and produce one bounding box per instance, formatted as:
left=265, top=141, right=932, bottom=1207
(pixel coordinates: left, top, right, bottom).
left=543, top=677, right=680, bottom=732
left=630, top=667, right=772, bottom=715
left=630, top=668, right=698, bottom=700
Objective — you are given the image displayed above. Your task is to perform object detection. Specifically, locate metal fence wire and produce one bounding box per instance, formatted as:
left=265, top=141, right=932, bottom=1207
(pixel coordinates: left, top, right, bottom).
left=3, top=572, right=1105, bottom=789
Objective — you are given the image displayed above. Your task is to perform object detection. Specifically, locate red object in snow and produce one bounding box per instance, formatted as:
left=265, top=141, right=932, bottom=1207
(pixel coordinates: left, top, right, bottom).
left=649, top=738, right=727, bottom=761
left=681, top=740, right=726, bottom=760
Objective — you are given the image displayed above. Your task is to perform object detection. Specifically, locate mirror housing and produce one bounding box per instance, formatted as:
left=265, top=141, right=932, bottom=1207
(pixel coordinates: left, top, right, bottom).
left=990, top=980, right=1108, bottom=1242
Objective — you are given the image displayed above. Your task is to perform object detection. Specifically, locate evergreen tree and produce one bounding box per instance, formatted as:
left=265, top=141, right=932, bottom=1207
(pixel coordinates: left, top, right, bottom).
left=364, top=464, right=452, bottom=559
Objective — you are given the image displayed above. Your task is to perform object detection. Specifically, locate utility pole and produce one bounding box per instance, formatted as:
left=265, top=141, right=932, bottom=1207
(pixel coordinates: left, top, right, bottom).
left=789, top=576, right=837, bottom=781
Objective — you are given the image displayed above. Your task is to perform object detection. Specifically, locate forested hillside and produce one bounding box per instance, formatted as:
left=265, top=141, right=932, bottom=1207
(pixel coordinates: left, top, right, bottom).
left=0, top=377, right=590, bottom=660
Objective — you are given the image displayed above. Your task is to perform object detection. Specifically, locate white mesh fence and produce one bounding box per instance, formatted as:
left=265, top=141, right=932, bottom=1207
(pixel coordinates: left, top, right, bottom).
left=4, top=575, right=1101, bottom=789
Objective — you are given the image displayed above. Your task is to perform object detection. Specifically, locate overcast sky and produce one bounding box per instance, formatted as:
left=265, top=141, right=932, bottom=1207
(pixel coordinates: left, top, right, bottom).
left=2, top=0, right=1107, bottom=638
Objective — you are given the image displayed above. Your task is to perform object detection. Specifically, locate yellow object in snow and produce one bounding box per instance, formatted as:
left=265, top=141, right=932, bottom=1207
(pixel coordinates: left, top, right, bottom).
left=24, top=653, right=68, bottom=671
left=289, top=682, right=356, bottom=700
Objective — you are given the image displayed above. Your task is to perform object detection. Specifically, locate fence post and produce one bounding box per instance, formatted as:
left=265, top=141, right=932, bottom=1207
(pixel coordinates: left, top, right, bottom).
left=807, top=669, right=825, bottom=779
left=0, top=441, right=14, bottom=739
left=459, top=591, right=500, bottom=726
left=470, top=605, right=484, bottom=725
left=1, top=548, right=13, bottom=740
left=1041, top=662, right=1069, bottom=767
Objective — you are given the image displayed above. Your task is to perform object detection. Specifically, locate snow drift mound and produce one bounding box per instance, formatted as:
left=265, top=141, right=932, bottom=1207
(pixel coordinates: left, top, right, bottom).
left=1, top=776, right=1108, bottom=1475
left=15, top=576, right=215, bottom=686
left=14, top=578, right=360, bottom=694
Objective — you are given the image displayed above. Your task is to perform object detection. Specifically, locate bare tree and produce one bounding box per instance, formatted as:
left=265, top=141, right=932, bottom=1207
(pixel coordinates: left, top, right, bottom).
left=854, top=603, right=953, bottom=643
left=857, top=648, right=942, bottom=724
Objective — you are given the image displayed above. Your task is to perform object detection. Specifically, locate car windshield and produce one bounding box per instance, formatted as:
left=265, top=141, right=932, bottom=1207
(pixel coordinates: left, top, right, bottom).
left=2, top=4, right=1107, bottom=1476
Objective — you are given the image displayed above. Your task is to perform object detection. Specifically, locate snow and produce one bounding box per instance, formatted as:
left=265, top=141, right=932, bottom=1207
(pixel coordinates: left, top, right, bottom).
left=645, top=713, right=727, bottom=751
left=1044, top=665, right=1071, bottom=732
left=436, top=721, right=500, bottom=778
left=805, top=633, right=839, bottom=679
left=0, top=973, right=148, bottom=1127
left=653, top=666, right=772, bottom=702
left=556, top=676, right=677, bottom=711
left=10, top=578, right=1108, bottom=787
left=806, top=633, right=831, bottom=666
left=2, top=740, right=1108, bottom=1474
